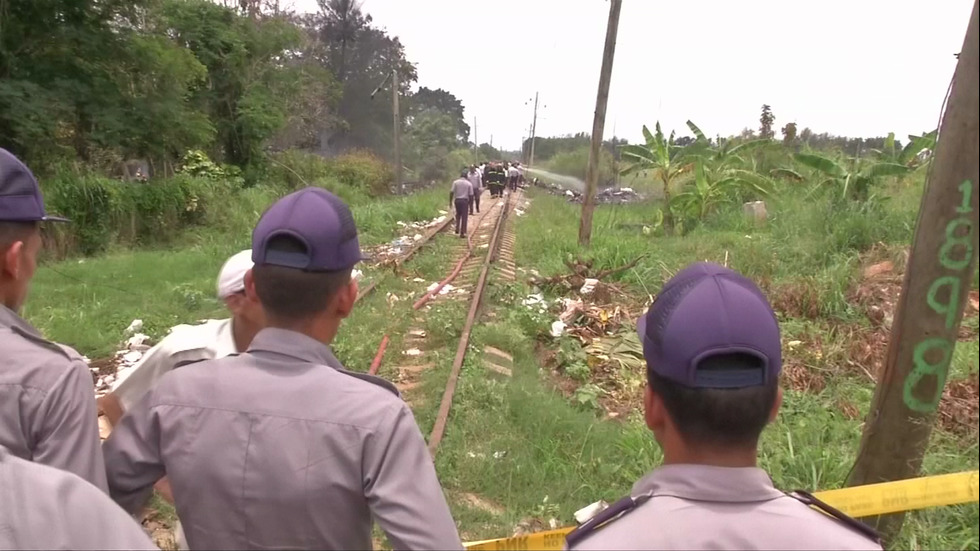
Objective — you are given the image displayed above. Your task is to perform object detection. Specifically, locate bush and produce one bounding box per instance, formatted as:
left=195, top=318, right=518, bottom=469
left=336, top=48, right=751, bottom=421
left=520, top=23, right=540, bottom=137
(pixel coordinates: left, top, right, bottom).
left=263, top=149, right=393, bottom=201
left=40, top=171, right=233, bottom=257
left=330, top=150, right=393, bottom=198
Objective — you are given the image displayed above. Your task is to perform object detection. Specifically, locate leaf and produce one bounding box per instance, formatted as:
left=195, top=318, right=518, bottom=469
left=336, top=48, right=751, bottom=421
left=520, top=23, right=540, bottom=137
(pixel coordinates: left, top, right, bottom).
left=686, top=120, right=707, bottom=142
left=641, top=125, right=656, bottom=148
left=899, top=130, right=937, bottom=164
left=864, top=162, right=909, bottom=178
left=770, top=167, right=805, bottom=182
left=728, top=138, right=772, bottom=155
left=621, top=145, right=655, bottom=164
left=794, top=152, right=845, bottom=177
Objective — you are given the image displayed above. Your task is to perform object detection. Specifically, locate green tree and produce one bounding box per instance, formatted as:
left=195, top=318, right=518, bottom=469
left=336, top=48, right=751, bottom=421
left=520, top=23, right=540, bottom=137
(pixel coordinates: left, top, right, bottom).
left=409, top=87, right=469, bottom=143
left=620, top=122, right=708, bottom=234
left=781, top=122, right=798, bottom=145
left=302, top=0, right=417, bottom=157
left=760, top=104, right=775, bottom=140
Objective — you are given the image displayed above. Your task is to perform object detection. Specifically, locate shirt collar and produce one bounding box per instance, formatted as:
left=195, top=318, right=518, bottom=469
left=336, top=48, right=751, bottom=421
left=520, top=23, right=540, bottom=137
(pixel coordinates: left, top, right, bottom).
left=632, top=464, right=785, bottom=503
left=246, top=327, right=344, bottom=369
left=0, top=303, right=39, bottom=336
left=215, top=318, right=239, bottom=356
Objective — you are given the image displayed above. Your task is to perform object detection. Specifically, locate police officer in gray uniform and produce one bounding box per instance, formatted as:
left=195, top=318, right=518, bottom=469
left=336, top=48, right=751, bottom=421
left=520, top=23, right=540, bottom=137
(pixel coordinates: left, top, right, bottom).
left=566, top=262, right=882, bottom=551
left=0, top=148, right=107, bottom=493
left=0, top=445, right=156, bottom=550
left=103, top=187, right=462, bottom=550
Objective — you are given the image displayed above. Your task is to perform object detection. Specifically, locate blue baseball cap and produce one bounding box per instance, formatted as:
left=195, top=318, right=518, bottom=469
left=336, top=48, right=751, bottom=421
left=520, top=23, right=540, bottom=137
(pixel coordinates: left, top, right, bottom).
left=252, top=187, right=366, bottom=271
left=638, top=262, right=781, bottom=388
left=0, top=148, right=69, bottom=222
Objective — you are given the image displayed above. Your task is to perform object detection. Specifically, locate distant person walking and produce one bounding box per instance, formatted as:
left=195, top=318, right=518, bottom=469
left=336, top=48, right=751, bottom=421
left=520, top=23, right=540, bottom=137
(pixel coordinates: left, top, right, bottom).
left=467, top=165, right=483, bottom=214
left=450, top=169, right=474, bottom=238
left=507, top=163, right=520, bottom=191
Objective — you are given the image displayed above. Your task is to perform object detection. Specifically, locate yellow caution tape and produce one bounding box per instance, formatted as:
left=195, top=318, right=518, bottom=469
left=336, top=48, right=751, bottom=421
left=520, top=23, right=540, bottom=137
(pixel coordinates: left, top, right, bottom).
left=463, top=470, right=979, bottom=551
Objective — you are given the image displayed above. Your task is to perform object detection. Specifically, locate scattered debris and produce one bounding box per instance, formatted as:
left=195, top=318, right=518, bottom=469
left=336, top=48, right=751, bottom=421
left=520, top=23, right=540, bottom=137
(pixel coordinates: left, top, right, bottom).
left=550, top=321, right=566, bottom=338
left=938, top=374, right=979, bottom=436
left=579, top=278, right=599, bottom=295
left=125, top=319, right=143, bottom=334
left=426, top=282, right=455, bottom=296
left=403, top=348, right=423, bottom=357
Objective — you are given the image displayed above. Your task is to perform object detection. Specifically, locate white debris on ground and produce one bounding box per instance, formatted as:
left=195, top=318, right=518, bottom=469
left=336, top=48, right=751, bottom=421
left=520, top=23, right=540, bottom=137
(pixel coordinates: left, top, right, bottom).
left=522, top=293, right=548, bottom=313
left=550, top=320, right=566, bottom=338
left=559, top=298, right=585, bottom=323
left=352, top=269, right=363, bottom=282
left=89, top=319, right=152, bottom=397
left=372, top=214, right=448, bottom=261
left=403, top=348, right=423, bottom=357
left=579, top=278, right=599, bottom=295
left=515, top=209, right=525, bottom=217
left=425, top=282, right=456, bottom=296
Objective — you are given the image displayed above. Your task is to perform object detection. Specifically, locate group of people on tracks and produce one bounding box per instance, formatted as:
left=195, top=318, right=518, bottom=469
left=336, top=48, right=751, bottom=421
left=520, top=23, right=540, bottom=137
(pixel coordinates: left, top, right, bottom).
left=449, top=161, right=525, bottom=238
left=1, top=146, right=882, bottom=551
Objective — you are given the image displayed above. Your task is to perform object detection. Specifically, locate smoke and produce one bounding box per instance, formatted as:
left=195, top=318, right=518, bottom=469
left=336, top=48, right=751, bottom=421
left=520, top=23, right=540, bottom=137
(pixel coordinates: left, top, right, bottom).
left=524, top=167, right=585, bottom=192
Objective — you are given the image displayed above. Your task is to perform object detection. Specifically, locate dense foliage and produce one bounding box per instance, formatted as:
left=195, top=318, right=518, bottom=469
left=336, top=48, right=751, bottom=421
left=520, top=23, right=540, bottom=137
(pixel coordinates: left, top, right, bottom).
left=0, top=0, right=471, bottom=182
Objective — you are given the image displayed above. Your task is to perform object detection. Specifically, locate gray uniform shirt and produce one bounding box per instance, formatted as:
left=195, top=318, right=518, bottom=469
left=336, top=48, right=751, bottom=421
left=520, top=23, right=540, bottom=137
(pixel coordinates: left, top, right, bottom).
left=103, top=328, right=462, bottom=551
left=568, top=465, right=882, bottom=551
left=467, top=171, right=482, bottom=191
left=451, top=178, right=474, bottom=199
left=0, top=445, right=156, bottom=551
left=0, top=305, right=107, bottom=493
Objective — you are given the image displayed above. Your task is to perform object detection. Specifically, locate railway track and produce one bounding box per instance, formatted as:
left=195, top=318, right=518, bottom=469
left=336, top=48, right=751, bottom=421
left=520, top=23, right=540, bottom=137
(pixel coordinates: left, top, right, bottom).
left=355, top=188, right=524, bottom=457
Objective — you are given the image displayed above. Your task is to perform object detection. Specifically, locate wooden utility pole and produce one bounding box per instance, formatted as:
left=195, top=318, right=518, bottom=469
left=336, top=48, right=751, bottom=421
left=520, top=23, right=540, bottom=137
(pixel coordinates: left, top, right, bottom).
left=473, top=117, right=479, bottom=164
left=392, top=68, right=402, bottom=188
left=848, top=0, right=979, bottom=541
left=529, top=92, right=539, bottom=167
left=578, top=0, right=623, bottom=246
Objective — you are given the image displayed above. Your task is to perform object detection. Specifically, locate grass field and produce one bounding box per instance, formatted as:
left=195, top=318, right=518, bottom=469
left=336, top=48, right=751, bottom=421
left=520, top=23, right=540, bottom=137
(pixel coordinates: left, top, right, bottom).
left=24, top=177, right=980, bottom=550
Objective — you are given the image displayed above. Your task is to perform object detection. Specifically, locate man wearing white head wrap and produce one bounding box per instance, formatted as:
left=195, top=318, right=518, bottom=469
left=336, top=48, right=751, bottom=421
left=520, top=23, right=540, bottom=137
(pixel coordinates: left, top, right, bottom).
left=97, top=249, right=264, bottom=550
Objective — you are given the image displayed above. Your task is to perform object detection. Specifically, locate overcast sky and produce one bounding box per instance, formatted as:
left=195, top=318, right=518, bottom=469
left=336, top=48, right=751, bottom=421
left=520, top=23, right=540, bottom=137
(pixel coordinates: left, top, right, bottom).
left=289, top=0, right=973, bottom=150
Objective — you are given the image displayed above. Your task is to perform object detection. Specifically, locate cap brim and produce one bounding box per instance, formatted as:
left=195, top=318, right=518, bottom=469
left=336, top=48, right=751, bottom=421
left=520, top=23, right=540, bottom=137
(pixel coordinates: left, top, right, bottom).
left=41, top=215, right=70, bottom=223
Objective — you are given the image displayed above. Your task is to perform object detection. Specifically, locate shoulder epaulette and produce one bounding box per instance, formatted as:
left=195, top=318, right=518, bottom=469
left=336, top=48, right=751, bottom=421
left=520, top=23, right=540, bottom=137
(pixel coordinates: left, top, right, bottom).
left=564, top=494, right=650, bottom=549
left=9, top=324, right=78, bottom=363
left=173, top=354, right=236, bottom=370
left=789, top=490, right=882, bottom=545
left=336, top=368, right=400, bottom=397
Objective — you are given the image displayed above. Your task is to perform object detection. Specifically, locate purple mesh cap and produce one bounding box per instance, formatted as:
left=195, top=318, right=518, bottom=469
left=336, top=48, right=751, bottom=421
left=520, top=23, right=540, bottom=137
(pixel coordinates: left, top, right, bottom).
left=0, top=148, right=69, bottom=222
left=637, top=262, right=781, bottom=388
left=251, top=187, right=366, bottom=271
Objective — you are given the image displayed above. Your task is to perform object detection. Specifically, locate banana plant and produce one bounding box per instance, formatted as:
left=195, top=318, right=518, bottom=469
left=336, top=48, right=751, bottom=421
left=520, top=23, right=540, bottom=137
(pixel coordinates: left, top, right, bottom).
left=872, top=130, right=937, bottom=167
left=793, top=152, right=909, bottom=202
left=686, top=121, right=773, bottom=170
left=620, top=121, right=708, bottom=234
left=674, top=158, right=773, bottom=226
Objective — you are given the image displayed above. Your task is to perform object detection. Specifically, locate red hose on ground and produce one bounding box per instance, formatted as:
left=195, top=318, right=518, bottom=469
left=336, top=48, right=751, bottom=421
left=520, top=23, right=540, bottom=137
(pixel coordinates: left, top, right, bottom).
left=368, top=335, right=390, bottom=375
left=368, top=193, right=498, bottom=377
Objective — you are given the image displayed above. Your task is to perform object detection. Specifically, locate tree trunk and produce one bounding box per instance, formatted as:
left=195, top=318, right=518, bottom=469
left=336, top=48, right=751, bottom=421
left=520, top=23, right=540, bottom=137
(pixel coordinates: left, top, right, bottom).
left=847, top=0, right=979, bottom=542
